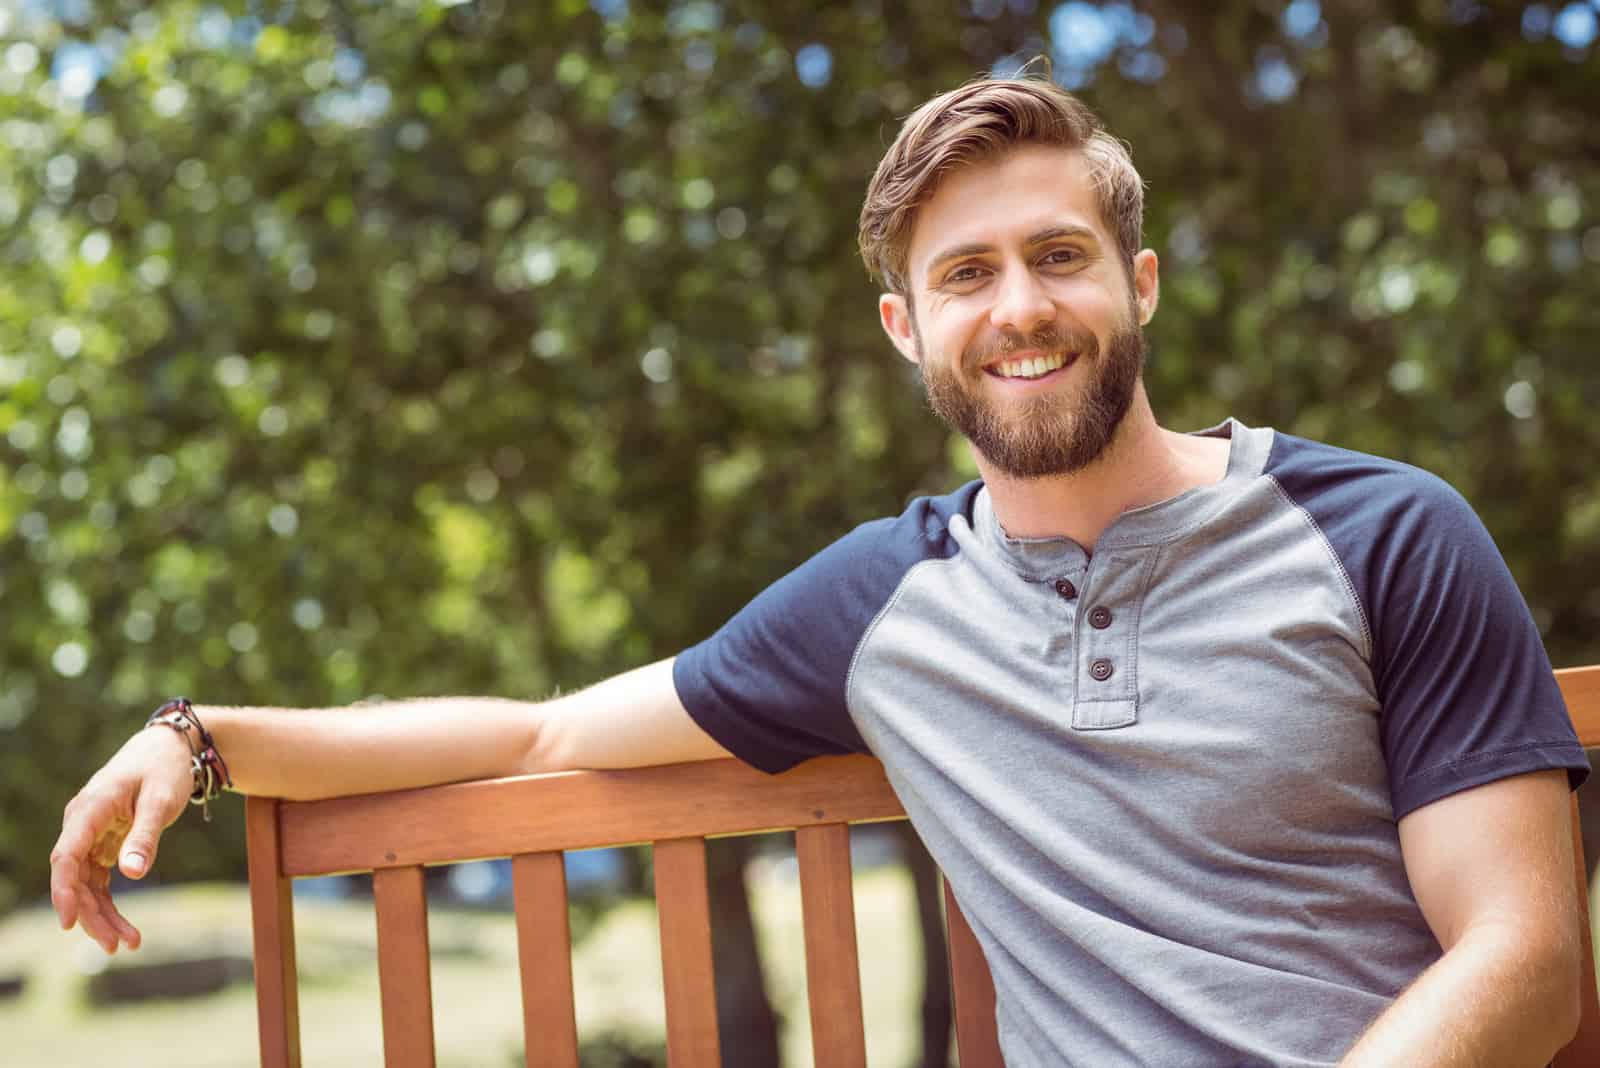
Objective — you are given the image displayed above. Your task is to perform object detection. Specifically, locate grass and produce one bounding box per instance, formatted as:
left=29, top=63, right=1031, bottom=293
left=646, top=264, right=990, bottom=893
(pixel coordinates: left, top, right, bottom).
left=0, top=857, right=932, bottom=1067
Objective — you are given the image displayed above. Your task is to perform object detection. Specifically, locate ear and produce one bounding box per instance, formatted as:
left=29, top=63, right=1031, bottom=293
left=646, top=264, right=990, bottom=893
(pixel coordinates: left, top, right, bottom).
left=879, top=292, right=921, bottom=366
left=1131, top=249, right=1159, bottom=325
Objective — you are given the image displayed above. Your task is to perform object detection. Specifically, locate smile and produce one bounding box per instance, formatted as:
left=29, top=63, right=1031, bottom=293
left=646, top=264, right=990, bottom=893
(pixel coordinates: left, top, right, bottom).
left=985, top=352, right=1073, bottom=380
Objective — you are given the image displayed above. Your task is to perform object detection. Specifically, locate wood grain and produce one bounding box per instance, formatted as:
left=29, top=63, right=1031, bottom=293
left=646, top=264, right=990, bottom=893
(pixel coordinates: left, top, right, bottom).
left=944, top=878, right=1003, bottom=1068
left=277, top=754, right=904, bottom=877
left=1557, top=665, right=1600, bottom=747
left=796, top=823, right=867, bottom=1068
left=511, top=852, right=579, bottom=1068
left=652, top=837, right=720, bottom=1067
left=372, top=865, right=436, bottom=1068
left=245, top=796, right=302, bottom=1068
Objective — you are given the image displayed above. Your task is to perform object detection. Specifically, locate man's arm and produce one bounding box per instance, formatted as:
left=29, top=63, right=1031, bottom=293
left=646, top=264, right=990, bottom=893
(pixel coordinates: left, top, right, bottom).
left=1339, top=769, right=1584, bottom=1067
left=50, top=657, right=729, bottom=954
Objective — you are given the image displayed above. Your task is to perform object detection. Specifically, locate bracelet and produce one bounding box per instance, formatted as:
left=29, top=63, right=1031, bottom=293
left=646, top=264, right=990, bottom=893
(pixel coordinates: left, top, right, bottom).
left=145, top=697, right=232, bottom=822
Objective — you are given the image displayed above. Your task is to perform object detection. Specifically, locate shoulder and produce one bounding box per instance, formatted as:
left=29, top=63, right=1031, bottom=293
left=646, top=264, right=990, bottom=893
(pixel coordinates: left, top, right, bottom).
left=1261, top=430, right=1492, bottom=597
left=670, top=480, right=982, bottom=774
left=1264, top=430, right=1474, bottom=533
left=803, top=480, right=979, bottom=585
left=1261, top=430, right=1515, bottom=661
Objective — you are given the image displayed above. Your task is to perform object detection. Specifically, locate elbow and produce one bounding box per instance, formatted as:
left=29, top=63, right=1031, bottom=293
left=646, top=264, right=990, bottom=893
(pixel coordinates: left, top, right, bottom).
left=1474, top=919, right=1587, bottom=1052
left=1538, top=926, right=1586, bottom=1048
left=1553, top=943, right=1586, bottom=1046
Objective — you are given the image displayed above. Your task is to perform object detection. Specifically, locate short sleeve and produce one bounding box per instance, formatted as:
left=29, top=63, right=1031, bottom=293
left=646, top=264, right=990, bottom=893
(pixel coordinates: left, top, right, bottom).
left=1266, top=435, right=1589, bottom=819
left=673, top=486, right=972, bottom=774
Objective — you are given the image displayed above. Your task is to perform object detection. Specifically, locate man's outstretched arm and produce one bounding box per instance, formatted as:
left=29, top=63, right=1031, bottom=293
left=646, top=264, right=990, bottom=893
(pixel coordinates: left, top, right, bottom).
left=1338, top=768, right=1584, bottom=1067
left=49, top=657, right=729, bottom=954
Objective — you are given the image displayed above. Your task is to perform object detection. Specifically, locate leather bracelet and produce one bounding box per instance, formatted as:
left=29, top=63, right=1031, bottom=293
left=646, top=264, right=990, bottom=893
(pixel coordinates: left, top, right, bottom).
left=145, top=698, right=232, bottom=822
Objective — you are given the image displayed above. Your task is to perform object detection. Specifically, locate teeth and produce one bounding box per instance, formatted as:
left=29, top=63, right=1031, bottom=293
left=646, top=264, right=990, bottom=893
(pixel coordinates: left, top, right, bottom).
left=995, top=352, right=1068, bottom=379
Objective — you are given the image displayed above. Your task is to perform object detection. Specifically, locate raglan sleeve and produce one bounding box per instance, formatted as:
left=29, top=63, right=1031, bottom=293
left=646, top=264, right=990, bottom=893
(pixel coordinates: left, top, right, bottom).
left=672, top=516, right=917, bottom=774
left=1366, top=474, right=1590, bottom=819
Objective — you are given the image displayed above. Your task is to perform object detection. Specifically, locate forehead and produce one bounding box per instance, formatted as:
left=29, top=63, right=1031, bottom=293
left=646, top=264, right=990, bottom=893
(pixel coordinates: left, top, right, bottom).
left=907, top=144, right=1107, bottom=276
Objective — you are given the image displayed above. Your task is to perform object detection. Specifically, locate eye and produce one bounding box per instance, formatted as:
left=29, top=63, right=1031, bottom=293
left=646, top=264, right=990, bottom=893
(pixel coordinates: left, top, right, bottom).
left=943, top=264, right=987, bottom=285
left=1040, top=247, right=1081, bottom=267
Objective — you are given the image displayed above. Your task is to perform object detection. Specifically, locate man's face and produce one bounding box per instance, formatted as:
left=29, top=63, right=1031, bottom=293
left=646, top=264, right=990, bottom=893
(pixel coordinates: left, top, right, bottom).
left=879, top=145, right=1158, bottom=480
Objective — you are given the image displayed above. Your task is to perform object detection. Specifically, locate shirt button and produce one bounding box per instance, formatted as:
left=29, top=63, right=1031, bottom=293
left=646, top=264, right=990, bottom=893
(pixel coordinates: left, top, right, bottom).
left=1053, top=578, right=1077, bottom=599
left=1089, top=606, right=1113, bottom=629
left=1090, top=658, right=1114, bottom=681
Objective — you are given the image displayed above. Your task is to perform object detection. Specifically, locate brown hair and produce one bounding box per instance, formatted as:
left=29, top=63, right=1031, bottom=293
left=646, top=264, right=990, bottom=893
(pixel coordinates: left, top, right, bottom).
left=858, top=75, right=1145, bottom=296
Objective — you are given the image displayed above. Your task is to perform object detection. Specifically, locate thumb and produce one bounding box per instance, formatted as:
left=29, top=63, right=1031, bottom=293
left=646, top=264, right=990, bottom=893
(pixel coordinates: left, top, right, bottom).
left=119, top=790, right=177, bottom=880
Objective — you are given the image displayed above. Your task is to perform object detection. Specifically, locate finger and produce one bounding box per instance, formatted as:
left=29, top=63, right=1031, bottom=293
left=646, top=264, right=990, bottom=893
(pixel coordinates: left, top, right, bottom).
left=119, top=784, right=181, bottom=880
left=90, top=880, right=142, bottom=951
left=49, top=805, right=108, bottom=930
left=50, top=794, right=109, bottom=871
left=72, top=883, right=119, bottom=953
left=50, top=853, right=84, bottom=930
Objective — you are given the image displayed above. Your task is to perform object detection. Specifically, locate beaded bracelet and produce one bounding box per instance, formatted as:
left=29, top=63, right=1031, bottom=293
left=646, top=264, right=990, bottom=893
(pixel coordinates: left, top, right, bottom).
left=145, top=697, right=233, bottom=822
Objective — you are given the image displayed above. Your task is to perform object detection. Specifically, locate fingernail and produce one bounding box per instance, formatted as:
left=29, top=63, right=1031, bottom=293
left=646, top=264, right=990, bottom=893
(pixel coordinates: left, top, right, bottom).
left=122, top=853, right=145, bottom=876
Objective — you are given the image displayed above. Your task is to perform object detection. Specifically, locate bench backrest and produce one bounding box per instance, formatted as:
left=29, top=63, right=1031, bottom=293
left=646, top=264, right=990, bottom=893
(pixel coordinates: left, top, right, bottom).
left=246, top=665, right=1600, bottom=1067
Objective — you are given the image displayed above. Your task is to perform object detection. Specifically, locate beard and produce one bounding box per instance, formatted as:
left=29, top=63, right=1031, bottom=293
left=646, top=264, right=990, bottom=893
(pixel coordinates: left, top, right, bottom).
left=918, top=312, right=1145, bottom=480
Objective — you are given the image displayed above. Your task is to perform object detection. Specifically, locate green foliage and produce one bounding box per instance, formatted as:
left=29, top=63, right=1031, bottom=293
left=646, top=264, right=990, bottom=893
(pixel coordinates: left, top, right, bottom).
left=3, top=1, right=1598, bottom=913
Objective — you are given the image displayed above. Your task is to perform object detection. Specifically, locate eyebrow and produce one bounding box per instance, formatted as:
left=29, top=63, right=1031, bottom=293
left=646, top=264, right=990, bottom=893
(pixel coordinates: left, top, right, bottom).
left=923, top=224, right=1100, bottom=281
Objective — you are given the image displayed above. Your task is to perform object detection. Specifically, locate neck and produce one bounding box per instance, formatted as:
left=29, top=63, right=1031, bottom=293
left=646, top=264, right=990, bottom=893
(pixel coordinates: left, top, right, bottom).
left=975, top=389, right=1230, bottom=549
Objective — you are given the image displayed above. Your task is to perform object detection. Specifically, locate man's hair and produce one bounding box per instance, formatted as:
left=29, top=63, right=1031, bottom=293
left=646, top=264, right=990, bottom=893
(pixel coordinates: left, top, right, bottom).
left=858, top=75, right=1145, bottom=297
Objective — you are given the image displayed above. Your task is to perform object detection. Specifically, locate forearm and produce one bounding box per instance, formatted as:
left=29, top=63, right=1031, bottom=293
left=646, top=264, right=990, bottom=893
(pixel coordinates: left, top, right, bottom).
left=193, top=696, right=547, bottom=801
left=189, top=657, right=717, bottom=801
left=1340, top=921, right=1581, bottom=1067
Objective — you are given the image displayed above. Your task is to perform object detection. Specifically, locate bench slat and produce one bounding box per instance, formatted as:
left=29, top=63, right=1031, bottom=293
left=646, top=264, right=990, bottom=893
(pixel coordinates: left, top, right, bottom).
left=373, top=865, right=437, bottom=1068
left=945, top=880, right=1002, bottom=1068
left=796, top=823, right=868, bottom=1068
left=512, top=853, right=579, bottom=1068
left=245, top=797, right=302, bottom=1068
left=653, top=837, right=721, bottom=1066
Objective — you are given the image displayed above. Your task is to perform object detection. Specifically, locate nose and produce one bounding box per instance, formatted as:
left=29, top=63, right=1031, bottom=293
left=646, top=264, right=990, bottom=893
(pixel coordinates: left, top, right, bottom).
left=987, top=263, right=1055, bottom=337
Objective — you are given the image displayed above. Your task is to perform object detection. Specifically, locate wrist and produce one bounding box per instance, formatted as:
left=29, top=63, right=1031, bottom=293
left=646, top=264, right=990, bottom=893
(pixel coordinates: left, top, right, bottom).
left=144, top=697, right=233, bottom=821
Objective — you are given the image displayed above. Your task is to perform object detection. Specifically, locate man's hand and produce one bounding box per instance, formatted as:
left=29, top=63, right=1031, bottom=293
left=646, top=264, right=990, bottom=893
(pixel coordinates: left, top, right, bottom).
left=49, top=726, right=193, bottom=954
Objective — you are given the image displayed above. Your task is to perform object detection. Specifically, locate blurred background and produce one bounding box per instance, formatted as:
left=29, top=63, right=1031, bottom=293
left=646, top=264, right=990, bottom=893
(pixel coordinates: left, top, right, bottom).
left=2, top=0, right=1598, bottom=1064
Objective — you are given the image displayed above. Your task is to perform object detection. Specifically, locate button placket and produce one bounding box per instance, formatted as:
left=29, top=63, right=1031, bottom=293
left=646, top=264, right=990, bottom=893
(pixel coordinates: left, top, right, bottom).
left=1070, top=549, right=1157, bottom=731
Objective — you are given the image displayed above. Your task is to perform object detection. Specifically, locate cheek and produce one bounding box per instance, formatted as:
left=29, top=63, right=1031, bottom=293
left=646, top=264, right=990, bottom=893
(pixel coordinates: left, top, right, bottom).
left=922, top=301, right=980, bottom=346
left=1048, top=273, right=1119, bottom=309
left=1056, top=284, right=1133, bottom=337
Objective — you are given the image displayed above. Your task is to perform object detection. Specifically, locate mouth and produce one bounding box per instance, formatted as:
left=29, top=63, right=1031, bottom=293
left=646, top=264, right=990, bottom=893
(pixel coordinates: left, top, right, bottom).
left=982, top=351, right=1077, bottom=381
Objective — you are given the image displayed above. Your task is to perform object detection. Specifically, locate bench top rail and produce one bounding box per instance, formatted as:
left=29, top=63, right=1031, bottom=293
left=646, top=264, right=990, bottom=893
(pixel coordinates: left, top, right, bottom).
left=275, top=753, right=905, bottom=878
left=1559, top=665, right=1600, bottom=747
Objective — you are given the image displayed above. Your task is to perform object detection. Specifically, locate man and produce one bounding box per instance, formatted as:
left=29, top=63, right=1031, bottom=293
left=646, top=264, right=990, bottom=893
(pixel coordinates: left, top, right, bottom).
left=53, top=76, right=1589, bottom=1066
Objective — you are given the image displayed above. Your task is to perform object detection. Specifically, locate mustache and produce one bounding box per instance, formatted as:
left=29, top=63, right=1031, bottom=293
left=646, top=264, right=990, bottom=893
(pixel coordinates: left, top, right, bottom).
left=964, top=322, right=1099, bottom=371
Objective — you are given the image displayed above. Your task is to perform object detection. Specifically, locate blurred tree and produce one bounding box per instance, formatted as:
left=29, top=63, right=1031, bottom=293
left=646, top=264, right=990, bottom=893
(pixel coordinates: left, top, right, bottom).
left=2, top=0, right=1597, bottom=1062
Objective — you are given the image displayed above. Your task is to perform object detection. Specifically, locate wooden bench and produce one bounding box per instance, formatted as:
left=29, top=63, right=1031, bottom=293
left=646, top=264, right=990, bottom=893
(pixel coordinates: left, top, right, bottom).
left=245, top=665, right=1600, bottom=1067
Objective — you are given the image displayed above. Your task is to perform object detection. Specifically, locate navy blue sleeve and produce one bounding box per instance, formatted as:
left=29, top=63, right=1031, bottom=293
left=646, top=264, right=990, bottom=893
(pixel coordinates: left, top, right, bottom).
left=1267, top=434, right=1588, bottom=819
left=672, top=485, right=974, bottom=774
